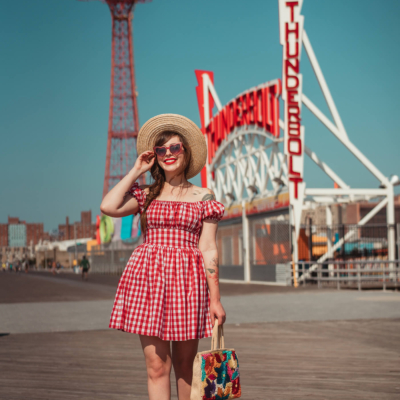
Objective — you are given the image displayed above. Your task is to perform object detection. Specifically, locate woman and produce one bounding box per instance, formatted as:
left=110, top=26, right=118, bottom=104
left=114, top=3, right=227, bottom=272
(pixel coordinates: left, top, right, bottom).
left=100, top=114, right=226, bottom=400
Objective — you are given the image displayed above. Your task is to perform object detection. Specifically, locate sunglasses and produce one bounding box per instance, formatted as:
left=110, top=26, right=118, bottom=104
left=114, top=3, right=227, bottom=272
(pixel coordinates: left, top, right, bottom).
left=153, top=142, right=184, bottom=158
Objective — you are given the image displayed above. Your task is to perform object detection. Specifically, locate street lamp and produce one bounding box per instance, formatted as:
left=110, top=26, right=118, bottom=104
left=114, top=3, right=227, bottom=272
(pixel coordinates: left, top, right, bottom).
left=247, top=185, right=258, bottom=201
left=379, top=175, right=400, bottom=188
left=225, top=192, right=235, bottom=207
left=390, top=175, right=400, bottom=186
left=273, top=177, right=286, bottom=186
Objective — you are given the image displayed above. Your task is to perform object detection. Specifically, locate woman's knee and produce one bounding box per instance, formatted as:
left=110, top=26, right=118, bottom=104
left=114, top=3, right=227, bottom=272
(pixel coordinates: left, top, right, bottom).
left=140, top=334, right=172, bottom=380
left=147, top=357, right=172, bottom=381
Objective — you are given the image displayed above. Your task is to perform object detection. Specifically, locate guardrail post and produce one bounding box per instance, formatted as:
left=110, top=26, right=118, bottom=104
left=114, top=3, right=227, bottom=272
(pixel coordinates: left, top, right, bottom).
left=111, top=245, right=114, bottom=274
left=317, top=266, right=321, bottom=289
left=242, top=199, right=251, bottom=283
left=383, top=263, right=386, bottom=291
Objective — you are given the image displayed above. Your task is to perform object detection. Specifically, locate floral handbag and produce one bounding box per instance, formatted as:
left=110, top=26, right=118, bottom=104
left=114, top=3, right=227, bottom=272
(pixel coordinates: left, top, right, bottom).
left=190, top=320, right=241, bottom=400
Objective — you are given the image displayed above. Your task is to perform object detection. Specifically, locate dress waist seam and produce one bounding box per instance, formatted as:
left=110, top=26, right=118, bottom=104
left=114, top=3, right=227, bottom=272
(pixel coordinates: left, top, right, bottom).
left=142, top=242, right=199, bottom=250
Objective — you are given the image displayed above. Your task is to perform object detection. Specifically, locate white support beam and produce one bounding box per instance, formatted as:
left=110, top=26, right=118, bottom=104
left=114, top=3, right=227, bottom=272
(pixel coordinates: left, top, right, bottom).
left=299, top=197, right=389, bottom=280
left=358, top=198, right=389, bottom=225
left=302, top=94, right=390, bottom=187
left=280, top=118, right=349, bottom=189
left=306, top=188, right=387, bottom=196
left=386, top=184, right=396, bottom=262
left=304, top=146, right=349, bottom=189
left=326, top=205, right=333, bottom=277
left=302, top=30, right=349, bottom=141
left=242, top=199, right=251, bottom=282
left=311, top=196, right=335, bottom=204
left=301, top=95, right=342, bottom=140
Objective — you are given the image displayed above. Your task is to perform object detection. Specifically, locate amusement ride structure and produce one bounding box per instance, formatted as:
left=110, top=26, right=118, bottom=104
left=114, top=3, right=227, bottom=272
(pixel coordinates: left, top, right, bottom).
left=85, top=0, right=398, bottom=286
left=195, top=0, right=398, bottom=284
left=81, top=0, right=150, bottom=244
left=81, top=0, right=150, bottom=198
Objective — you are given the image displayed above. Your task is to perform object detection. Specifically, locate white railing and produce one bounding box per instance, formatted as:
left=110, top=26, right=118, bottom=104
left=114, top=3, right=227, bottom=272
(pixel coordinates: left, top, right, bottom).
left=295, top=260, right=400, bottom=291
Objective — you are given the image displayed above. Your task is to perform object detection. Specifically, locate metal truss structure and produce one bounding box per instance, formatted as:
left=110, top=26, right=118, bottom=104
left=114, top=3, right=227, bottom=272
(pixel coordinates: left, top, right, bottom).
left=81, top=0, right=150, bottom=198
left=294, top=31, right=396, bottom=278
left=197, top=1, right=397, bottom=285
left=208, top=127, right=286, bottom=207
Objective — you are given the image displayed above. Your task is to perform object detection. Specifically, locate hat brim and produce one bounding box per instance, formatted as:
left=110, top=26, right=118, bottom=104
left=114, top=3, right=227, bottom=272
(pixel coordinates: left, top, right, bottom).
left=137, top=114, right=207, bottom=180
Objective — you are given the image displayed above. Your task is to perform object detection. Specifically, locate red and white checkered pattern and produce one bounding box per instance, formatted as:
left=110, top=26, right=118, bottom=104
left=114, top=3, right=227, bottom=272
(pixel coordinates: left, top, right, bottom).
left=109, top=182, right=225, bottom=341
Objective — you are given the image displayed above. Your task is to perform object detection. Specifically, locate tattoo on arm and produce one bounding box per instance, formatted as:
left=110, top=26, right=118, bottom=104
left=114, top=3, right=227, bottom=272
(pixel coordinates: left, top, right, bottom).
left=207, top=257, right=219, bottom=285
left=202, top=189, right=216, bottom=201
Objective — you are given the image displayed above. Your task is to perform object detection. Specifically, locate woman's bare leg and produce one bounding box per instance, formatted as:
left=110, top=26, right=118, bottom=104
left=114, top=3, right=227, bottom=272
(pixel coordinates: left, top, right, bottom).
left=139, top=335, right=172, bottom=400
left=172, top=339, right=199, bottom=400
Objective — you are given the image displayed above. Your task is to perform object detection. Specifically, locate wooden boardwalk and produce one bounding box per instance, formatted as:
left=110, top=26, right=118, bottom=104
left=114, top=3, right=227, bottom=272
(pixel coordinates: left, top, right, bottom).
left=1, top=319, right=399, bottom=399
left=0, top=271, right=318, bottom=304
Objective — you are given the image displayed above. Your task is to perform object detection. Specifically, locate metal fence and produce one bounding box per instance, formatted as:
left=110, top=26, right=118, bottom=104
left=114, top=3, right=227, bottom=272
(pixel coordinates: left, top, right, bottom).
left=216, top=219, right=244, bottom=280
left=298, top=223, right=396, bottom=261
left=248, top=212, right=291, bottom=284
left=88, top=237, right=143, bottom=274
left=294, top=260, right=400, bottom=291
left=87, top=219, right=399, bottom=289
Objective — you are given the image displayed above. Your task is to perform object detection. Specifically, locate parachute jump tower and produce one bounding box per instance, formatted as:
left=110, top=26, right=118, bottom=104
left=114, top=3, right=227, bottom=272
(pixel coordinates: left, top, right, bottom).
left=81, top=0, right=150, bottom=198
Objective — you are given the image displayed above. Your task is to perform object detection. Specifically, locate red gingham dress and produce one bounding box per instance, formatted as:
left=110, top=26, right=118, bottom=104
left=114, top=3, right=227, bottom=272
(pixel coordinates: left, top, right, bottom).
left=109, top=182, right=225, bottom=341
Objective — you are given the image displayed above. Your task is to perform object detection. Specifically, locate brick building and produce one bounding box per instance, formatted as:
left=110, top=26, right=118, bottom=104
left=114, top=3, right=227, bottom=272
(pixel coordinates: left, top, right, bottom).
left=0, top=216, right=45, bottom=247
left=26, top=223, right=45, bottom=245
left=0, top=224, right=8, bottom=247
left=301, top=194, right=400, bottom=226
left=58, top=211, right=96, bottom=241
left=345, top=195, right=400, bottom=225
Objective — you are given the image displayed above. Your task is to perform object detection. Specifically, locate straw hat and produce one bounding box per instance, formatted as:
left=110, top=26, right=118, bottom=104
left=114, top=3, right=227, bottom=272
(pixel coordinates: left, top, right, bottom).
left=137, top=114, right=207, bottom=179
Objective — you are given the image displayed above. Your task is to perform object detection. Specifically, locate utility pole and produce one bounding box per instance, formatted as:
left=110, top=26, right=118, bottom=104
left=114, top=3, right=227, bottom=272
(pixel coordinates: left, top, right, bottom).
left=74, top=223, right=77, bottom=262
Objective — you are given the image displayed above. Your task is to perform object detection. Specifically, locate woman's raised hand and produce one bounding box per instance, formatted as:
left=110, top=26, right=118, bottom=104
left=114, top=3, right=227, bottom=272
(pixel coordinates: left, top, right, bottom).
left=133, top=150, right=156, bottom=174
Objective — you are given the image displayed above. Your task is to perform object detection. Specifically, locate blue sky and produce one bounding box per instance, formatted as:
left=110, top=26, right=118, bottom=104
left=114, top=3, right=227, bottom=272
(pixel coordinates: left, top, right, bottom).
left=1, top=0, right=399, bottom=231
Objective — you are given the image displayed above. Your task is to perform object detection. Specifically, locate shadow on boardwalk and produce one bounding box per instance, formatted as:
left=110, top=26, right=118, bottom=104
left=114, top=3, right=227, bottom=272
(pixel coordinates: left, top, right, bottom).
left=0, top=270, right=320, bottom=304
left=1, top=319, right=400, bottom=400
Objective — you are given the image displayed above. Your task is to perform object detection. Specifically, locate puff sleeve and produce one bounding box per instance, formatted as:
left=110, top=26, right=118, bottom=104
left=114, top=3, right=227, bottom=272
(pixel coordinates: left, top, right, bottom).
left=202, top=200, right=225, bottom=222
left=127, top=182, right=147, bottom=215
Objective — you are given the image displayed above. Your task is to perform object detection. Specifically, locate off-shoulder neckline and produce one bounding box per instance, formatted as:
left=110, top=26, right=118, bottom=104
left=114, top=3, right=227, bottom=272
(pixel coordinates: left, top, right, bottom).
left=152, top=199, right=223, bottom=205
left=133, top=183, right=223, bottom=206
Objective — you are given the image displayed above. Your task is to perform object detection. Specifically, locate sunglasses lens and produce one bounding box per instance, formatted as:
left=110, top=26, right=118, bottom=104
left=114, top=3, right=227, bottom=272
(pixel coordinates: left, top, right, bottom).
left=155, top=148, right=166, bottom=157
left=170, top=143, right=182, bottom=155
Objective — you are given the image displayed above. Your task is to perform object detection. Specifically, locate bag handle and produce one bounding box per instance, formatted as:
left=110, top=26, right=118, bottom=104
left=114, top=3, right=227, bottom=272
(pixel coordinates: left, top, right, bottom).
left=211, top=319, right=225, bottom=350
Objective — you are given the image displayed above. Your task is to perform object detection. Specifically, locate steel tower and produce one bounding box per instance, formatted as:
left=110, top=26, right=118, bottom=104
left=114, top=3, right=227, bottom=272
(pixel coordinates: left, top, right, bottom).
left=82, top=0, right=150, bottom=197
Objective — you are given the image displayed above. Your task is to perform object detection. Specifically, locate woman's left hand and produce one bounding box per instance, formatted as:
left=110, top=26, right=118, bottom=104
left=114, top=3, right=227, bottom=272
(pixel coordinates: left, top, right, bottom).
left=209, top=299, right=226, bottom=326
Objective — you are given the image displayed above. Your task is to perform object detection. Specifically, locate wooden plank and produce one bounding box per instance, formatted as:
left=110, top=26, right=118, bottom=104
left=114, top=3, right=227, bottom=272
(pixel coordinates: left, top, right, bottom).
left=0, top=272, right=318, bottom=305
left=0, top=319, right=399, bottom=399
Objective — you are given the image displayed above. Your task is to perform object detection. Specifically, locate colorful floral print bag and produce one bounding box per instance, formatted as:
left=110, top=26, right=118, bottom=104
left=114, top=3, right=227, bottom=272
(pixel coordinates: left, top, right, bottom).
left=190, top=320, right=241, bottom=400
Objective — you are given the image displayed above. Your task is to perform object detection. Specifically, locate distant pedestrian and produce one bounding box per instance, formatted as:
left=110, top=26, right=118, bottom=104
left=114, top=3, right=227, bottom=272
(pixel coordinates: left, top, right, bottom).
left=56, top=261, right=61, bottom=274
left=52, top=260, right=56, bottom=276
left=2, top=262, right=6, bottom=272
left=23, top=260, right=28, bottom=274
left=80, top=255, right=90, bottom=281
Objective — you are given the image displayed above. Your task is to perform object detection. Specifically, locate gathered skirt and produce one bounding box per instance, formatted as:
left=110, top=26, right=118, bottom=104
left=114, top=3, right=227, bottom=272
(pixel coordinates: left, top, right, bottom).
left=109, top=242, right=213, bottom=341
